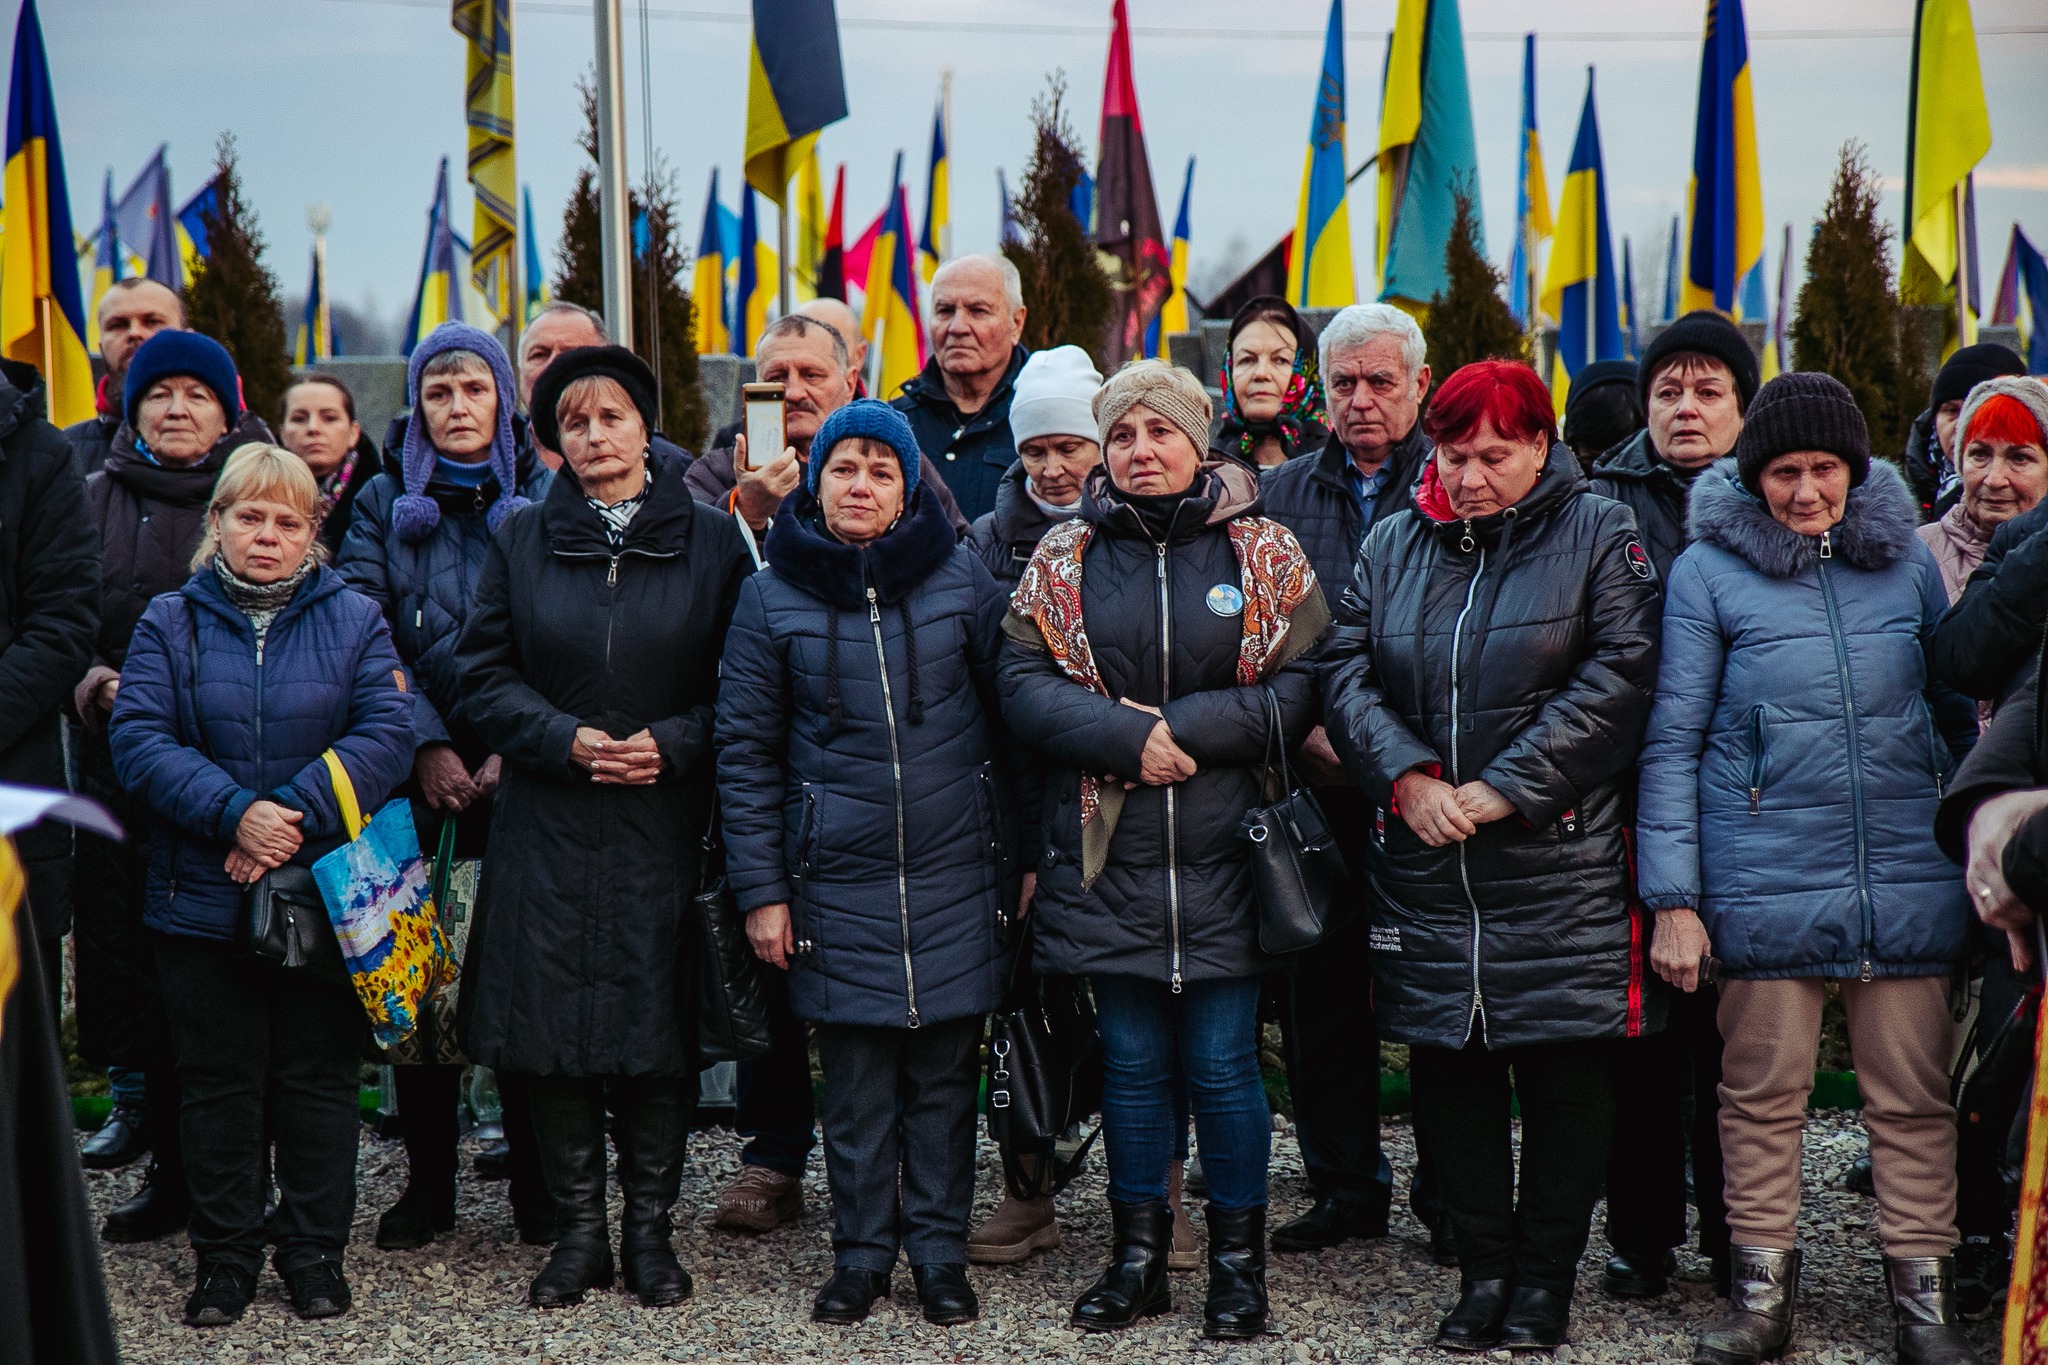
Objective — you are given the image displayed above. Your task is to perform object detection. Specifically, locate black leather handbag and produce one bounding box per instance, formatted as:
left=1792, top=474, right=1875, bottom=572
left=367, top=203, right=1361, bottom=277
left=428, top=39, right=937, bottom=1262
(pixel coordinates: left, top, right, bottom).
left=1240, top=684, right=1351, bottom=954
left=236, top=864, right=336, bottom=971
left=986, top=925, right=1102, bottom=1200
left=692, top=814, right=773, bottom=1064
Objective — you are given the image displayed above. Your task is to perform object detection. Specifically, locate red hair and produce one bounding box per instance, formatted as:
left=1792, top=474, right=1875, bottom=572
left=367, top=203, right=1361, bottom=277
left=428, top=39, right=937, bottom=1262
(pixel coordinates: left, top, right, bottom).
left=1964, top=392, right=2046, bottom=450
left=1422, top=359, right=1558, bottom=449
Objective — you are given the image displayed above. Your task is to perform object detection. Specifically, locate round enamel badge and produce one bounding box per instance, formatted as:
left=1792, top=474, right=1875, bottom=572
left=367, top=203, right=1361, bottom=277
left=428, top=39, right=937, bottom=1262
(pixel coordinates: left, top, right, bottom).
left=1206, top=583, right=1245, bottom=616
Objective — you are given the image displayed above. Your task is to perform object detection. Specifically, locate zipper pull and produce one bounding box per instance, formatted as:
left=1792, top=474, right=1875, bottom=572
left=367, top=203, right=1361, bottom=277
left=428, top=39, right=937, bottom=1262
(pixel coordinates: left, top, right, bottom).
left=415, top=607, right=424, bottom=629
left=1860, top=959, right=1873, bottom=982
left=1156, top=544, right=1166, bottom=579
left=1170, top=971, right=1183, bottom=995
left=607, top=556, right=619, bottom=587
left=1748, top=787, right=1761, bottom=816
left=1819, top=531, right=1833, bottom=559
left=907, top=1006, right=921, bottom=1029
left=1460, top=520, right=1476, bottom=554
left=474, top=487, right=487, bottom=513
left=867, top=584, right=881, bottom=624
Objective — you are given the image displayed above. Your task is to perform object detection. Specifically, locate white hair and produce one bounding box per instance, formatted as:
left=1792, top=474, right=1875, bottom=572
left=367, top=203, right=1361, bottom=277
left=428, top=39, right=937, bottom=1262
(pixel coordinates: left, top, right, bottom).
left=517, top=301, right=607, bottom=358
left=933, top=253, right=1024, bottom=313
left=1319, top=303, right=1426, bottom=381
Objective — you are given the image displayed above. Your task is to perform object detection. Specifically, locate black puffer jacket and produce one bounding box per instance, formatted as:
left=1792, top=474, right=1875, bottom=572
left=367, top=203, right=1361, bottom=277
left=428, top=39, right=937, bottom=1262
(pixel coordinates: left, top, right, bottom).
left=0, top=362, right=100, bottom=933
left=891, top=347, right=1027, bottom=525
left=1000, top=463, right=1328, bottom=986
left=1933, top=499, right=2048, bottom=703
left=1319, top=445, right=1664, bottom=1050
left=1257, top=424, right=1431, bottom=596
left=454, top=452, right=752, bottom=1077
left=1588, top=428, right=1707, bottom=582
left=1937, top=654, right=2048, bottom=902
left=717, top=486, right=1015, bottom=1029
left=966, top=460, right=1074, bottom=588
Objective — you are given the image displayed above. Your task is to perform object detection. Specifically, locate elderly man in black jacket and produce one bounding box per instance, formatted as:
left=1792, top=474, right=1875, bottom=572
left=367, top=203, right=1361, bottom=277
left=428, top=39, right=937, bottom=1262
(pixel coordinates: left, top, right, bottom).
left=891, top=254, right=1029, bottom=524
left=1255, top=302, right=1435, bottom=1258
left=63, top=278, right=183, bottom=477
left=0, top=359, right=100, bottom=1007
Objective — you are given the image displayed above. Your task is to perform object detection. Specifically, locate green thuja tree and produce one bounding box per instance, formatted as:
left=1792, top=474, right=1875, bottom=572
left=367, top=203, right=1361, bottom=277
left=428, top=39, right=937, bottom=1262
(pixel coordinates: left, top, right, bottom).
left=554, top=77, right=706, bottom=450
left=1791, top=143, right=1924, bottom=460
left=1004, top=73, right=1114, bottom=364
left=1425, top=186, right=1528, bottom=393
left=181, top=133, right=292, bottom=425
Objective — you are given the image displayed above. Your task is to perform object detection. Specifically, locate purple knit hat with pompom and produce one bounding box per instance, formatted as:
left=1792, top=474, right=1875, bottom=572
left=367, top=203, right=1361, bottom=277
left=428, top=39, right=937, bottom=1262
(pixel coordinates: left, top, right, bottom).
left=394, top=322, right=527, bottom=543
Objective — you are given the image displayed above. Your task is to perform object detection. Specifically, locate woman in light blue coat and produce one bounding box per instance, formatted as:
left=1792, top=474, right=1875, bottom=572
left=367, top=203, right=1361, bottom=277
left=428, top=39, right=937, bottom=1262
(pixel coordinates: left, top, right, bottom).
left=1634, top=374, right=1978, bottom=1365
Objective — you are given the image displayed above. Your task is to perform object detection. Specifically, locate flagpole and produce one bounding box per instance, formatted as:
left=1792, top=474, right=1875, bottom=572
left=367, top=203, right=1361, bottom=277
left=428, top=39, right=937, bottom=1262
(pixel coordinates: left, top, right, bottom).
left=38, top=298, right=53, bottom=395
left=779, top=193, right=791, bottom=318
left=1953, top=179, right=1972, bottom=345
left=593, top=0, right=634, bottom=343
left=940, top=68, right=953, bottom=261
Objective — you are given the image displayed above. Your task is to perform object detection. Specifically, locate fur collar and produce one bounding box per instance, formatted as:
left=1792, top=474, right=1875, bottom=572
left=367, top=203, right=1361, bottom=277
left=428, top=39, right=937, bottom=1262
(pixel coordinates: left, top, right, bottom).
left=1687, top=457, right=1921, bottom=578
left=764, top=481, right=958, bottom=610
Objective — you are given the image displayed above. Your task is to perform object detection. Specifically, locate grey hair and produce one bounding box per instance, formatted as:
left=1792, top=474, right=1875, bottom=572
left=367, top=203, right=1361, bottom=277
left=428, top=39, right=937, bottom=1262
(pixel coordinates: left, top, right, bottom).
left=1319, top=303, right=1426, bottom=381
left=419, top=348, right=493, bottom=381
left=757, top=313, right=850, bottom=368
left=933, top=253, right=1025, bottom=312
left=517, top=300, right=607, bottom=356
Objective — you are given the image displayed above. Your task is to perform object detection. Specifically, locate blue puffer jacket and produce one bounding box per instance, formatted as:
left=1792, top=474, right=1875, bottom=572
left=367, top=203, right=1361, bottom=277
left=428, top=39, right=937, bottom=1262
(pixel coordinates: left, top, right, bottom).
left=335, top=437, right=552, bottom=750
left=1636, top=460, right=1974, bottom=979
left=715, top=484, right=1015, bottom=1029
left=107, top=565, right=417, bottom=941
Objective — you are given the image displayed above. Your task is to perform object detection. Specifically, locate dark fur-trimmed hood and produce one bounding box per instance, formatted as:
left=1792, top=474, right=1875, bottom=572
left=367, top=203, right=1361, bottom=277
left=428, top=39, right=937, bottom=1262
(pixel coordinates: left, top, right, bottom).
left=763, top=480, right=958, bottom=610
left=1686, top=456, right=1921, bottom=578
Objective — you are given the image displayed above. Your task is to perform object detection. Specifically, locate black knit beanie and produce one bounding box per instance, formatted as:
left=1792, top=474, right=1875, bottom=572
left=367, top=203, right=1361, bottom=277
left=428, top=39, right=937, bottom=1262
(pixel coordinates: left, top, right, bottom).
left=528, top=345, right=661, bottom=451
left=1733, top=372, right=1871, bottom=493
left=1639, top=310, right=1761, bottom=414
left=1930, top=342, right=2027, bottom=410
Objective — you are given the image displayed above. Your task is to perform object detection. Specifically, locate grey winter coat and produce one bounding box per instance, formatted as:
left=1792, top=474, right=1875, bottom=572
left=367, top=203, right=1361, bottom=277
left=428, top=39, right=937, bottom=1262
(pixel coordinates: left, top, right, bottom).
left=1636, top=460, right=1974, bottom=980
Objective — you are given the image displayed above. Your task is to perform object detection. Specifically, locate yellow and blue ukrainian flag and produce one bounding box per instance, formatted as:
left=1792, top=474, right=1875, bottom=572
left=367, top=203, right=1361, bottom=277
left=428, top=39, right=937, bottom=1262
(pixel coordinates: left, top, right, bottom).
left=113, top=145, right=180, bottom=291
left=1508, top=32, right=1552, bottom=326
left=1903, top=0, right=1991, bottom=345
left=1376, top=0, right=1480, bottom=308
left=293, top=238, right=333, bottom=366
left=919, top=93, right=949, bottom=287
left=1620, top=235, right=1638, bottom=359
left=743, top=0, right=849, bottom=206
left=1539, top=68, right=1623, bottom=417
left=733, top=185, right=779, bottom=356
left=693, top=170, right=730, bottom=356
left=403, top=159, right=464, bottom=357
left=1, top=0, right=94, bottom=426
left=86, top=171, right=120, bottom=353
left=1681, top=0, right=1764, bottom=317
left=1151, top=156, right=1194, bottom=359
left=174, top=176, right=218, bottom=280
left=522, top=186, right=549, bottom=324
left=1991, top=226, right=2048, bottom=373
left=862, top=155, right=925, bottom=400
left=453, top=0, right=517, bottom=324
left=1287, top=0, right=1354, bottom=309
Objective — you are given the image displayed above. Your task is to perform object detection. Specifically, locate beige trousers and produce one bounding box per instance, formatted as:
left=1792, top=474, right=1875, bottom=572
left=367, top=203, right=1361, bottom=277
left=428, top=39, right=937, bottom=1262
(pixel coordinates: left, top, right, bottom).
left=1717, top=975, right=1959, bottom=1258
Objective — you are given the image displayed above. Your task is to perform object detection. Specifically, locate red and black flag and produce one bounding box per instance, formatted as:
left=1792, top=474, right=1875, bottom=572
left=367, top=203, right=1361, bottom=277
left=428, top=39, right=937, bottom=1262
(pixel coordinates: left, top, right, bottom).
left=1093, top=0, right=1170, bottom=368
left=816, top=162, right=847, bottom=300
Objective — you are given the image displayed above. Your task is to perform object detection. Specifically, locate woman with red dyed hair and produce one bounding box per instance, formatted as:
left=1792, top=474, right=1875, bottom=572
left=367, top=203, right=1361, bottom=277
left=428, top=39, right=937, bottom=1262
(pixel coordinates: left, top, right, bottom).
left=1319, top=359, right=1664, bottom=1351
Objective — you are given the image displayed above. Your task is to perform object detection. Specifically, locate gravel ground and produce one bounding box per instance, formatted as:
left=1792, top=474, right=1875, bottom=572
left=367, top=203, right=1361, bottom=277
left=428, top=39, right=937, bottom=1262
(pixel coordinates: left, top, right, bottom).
left=88, top=1110, right=1998, bottom=1364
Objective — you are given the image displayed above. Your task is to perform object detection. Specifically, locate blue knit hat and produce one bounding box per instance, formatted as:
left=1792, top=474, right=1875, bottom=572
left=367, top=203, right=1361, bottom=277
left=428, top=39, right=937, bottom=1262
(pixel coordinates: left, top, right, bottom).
left=395, top=322, right=526, bottom=543
left=123, top=330, right=241, bottom=426
left=806, top=399, right=921, bottom=502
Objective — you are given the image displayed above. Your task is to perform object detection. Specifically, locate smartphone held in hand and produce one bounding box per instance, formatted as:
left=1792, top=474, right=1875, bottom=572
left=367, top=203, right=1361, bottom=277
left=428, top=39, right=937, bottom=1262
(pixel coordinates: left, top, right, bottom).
left=740, top=382, right=785, bottom=473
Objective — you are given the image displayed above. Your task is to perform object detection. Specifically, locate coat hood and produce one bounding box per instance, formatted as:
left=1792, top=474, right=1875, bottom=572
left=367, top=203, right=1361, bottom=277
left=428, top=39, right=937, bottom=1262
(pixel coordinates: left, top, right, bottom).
left=1686, top=456, right=1921, bottom=578
left=1591, top=426, right=1690, bottom=485
left=105, top=408, right=274, bottom=508
left=985, top=457, right=1069, bottom=548
left=1080, top=458, right=1262, bottom=542
left=0, top=358, right=46, bottom=446
left=763, top=478, right=959, bottom=611
left=1412, top=440, right=1584, bottom=547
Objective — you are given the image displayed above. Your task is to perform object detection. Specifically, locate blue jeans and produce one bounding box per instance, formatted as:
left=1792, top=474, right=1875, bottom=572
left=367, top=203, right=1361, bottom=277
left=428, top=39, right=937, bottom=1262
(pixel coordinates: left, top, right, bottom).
left=1092, top=974, right=1269, bottom=1211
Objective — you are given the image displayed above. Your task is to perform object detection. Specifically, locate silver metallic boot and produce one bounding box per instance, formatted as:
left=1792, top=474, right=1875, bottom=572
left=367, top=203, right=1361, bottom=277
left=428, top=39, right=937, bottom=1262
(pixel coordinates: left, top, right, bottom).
left=1885, top=1256, right=1982, bottom=1365
left=1694, top=1246, right=1800, bottom=1365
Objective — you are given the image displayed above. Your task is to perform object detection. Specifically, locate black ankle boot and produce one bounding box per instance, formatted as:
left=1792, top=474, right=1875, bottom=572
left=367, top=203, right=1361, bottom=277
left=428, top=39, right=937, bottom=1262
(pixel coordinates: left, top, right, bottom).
left=103, top=1156, right=189, bottom=1243
left=1071, top=1199, right=1172, bottom=1331
left=1501, top=1285, right=1571, bottom=1351
left=912, top=1263, right=979, bottom=1325
left=812, top=1267, right=892, bottom=1324
left=1435, top=1278, right=1511, bottom=1352
left=1202, top=1203, right=1268, bottom=1340
left=375, top=1183, right=457, bottom=1250
left=615, top=1081, right=693, bottom=1307
left=526, top=1080, right=613, bottom=1309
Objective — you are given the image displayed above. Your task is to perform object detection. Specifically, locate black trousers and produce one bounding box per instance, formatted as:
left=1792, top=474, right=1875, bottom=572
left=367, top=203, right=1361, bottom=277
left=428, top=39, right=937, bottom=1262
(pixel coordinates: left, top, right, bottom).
left=1959, top=940, right=2028, bottom=1242
left=392, top=1062, right=462, bottom=1201
left=1411, top=1037, right=1617, bottom=1295
left=154, top=933, right=364, bottom=1275
left=1605, top=985, right=1730, bottom=1259
left=733, top=967, right=817, bottom=1176
left=494, top=1070, right=553, bottom=1229
left=1283, top=916, right=1389, bottom=1203
left=816, top=1015, right=981, bottom=1272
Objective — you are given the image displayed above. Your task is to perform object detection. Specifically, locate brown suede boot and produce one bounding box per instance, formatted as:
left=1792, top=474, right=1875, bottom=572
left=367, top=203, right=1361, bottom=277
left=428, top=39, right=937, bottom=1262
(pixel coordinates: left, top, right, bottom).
left=1169, top=1160, right=1200, bottom=1271
left=968, top=1190, right=1058, bottom=1264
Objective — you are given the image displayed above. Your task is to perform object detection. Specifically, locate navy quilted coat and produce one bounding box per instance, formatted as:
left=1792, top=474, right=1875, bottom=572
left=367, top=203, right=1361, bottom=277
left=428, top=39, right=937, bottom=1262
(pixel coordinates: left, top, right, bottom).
left=1635, top=459, right=1974, bottom=979
left=716, top=484, right=1014, bottom=1029
left=335, top=440, right=553, bottom=749
left=106, top=565, right=417, bottom=941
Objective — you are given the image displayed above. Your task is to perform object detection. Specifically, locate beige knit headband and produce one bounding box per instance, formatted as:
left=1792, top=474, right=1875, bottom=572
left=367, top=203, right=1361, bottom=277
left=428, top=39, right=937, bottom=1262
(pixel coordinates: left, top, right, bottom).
left=1092, top=359, right=1213, bottom=456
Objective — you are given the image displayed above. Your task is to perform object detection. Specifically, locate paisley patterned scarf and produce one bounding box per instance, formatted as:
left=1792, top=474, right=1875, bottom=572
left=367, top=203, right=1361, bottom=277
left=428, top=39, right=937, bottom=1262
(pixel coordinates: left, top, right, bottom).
left=1009, top=512, right=1320, bottom=885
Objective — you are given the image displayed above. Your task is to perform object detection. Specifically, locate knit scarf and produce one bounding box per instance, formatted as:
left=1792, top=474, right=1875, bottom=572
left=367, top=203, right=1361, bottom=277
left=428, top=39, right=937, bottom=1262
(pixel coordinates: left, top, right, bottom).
left=1009, top=514, right=1319, bottom=886
left=1219, top=346, right=1328, bottom=461
left=213, top=555, right=315, bottom=641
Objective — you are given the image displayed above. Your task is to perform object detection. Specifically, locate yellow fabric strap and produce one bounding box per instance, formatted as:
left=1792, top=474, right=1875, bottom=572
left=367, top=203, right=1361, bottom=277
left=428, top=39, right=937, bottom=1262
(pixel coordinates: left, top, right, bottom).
left=322, top=750, right=363, bottom=841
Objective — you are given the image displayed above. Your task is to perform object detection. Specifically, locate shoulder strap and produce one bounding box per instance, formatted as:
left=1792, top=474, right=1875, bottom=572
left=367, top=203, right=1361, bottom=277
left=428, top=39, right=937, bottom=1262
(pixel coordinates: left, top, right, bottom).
left=322, top=749, right=364, bottom=840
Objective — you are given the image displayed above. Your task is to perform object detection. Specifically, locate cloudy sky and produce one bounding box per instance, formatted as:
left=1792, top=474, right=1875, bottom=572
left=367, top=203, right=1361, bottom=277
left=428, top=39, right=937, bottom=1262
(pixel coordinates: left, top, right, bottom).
left=35, top=0, right=2048, bottom=343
